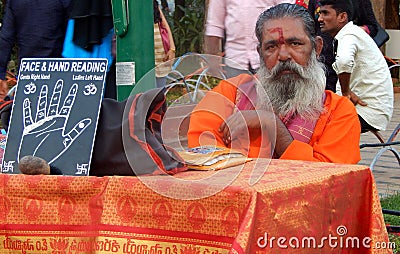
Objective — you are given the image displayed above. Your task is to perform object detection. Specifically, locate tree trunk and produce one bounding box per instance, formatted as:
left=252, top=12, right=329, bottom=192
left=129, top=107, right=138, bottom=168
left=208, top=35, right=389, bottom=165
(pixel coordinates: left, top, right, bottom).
left=371, top=0, right=386, bottom=27
left=385, top=0, right=399, bottom=29
left=371, top=0, right=399, bottom=29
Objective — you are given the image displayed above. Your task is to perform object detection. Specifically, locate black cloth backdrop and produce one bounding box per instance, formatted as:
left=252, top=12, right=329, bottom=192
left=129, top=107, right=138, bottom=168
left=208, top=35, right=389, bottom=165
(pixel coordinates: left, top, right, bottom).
left=69, top=0, right=113, bottom=51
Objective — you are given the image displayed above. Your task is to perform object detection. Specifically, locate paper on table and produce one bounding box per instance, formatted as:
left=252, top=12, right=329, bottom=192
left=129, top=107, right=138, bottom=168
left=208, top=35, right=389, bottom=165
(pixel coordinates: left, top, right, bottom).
left=177, top=146, right=252, bottom=170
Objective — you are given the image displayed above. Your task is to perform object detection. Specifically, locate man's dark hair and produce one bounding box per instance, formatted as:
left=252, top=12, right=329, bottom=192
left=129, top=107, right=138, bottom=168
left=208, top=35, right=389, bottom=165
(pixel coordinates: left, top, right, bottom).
left=319, top=0, right=354, bottom=20
left=255, top=3, right=317, bottom=48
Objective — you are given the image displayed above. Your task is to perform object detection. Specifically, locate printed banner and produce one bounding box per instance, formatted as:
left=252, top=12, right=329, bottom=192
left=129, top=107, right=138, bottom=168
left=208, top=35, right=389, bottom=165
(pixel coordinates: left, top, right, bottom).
left=2, top=58, right=107, bottom=175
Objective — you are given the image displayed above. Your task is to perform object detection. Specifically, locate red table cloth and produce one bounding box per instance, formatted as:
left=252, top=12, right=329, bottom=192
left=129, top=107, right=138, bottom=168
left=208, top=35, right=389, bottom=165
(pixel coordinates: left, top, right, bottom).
left=0, top=159, right=392, bottom=253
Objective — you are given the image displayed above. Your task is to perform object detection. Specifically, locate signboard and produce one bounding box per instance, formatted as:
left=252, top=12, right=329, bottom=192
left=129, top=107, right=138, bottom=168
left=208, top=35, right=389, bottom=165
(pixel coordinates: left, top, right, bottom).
left=1, top=58, right=107, bottom=176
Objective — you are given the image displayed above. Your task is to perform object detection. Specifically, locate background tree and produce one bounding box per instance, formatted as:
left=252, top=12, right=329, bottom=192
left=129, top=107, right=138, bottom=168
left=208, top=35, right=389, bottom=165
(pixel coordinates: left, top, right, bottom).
left=371, top=0, right=399, bottom=29
left=385, top=0, right=399, bottom=29
left=169, top=0, right=205, bottom=55
left=174, top=0, right=185, bottom=27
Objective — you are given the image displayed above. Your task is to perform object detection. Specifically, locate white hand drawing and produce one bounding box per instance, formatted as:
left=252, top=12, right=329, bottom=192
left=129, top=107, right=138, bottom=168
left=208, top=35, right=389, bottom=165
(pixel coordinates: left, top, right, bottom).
left=18, top=79, right=91, bottom=164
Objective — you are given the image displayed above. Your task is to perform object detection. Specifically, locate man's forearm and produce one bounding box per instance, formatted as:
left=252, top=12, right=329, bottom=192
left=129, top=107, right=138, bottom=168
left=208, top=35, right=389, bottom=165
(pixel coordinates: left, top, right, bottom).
left=337, top=72, right=352, bottom=96
left=204, top=35, right=222, bottom=55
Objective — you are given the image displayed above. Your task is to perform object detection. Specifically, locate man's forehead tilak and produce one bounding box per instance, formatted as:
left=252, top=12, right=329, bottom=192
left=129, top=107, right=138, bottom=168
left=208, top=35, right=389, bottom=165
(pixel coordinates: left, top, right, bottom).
left=267, top=27, right=285, bottom=45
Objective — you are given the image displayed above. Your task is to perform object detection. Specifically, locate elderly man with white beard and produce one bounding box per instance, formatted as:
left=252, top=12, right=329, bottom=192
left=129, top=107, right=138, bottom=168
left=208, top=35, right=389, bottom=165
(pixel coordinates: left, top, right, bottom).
left=187, top=3, right=361, bottom=163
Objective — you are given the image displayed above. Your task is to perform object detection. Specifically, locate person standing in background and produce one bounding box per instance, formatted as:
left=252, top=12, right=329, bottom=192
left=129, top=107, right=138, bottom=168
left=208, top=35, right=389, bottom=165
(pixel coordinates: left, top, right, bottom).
left=160, top=0, right=170, bottom=13
left=0, top=0, right=71, bottom=99
left=154, top=0, right=176, bottom=87
left=204, top=0, right=296, bottom=78
left=308, top=0, right=379, bottom=92
left=61, top=0, right=115, bottom=98
left=318, top=0, right=393, bottom=133
left=351, top=0, right=379, bottom=37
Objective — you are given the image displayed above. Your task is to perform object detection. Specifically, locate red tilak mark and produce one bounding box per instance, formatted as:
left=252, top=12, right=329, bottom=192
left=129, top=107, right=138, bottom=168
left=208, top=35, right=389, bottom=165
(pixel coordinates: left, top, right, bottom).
left=269, top=27, right=285, bottom=44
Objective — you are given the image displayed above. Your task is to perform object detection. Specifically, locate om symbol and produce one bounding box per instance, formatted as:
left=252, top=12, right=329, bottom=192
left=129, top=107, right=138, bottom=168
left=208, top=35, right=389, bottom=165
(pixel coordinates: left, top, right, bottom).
left=24, top=82, right=37, bottom=95
left=83, top=83, right=97, bottom=96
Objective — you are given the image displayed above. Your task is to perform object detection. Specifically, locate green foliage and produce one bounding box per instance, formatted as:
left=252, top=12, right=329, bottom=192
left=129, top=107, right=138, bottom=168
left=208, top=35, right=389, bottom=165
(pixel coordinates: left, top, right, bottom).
left=380, top=193, right=400, bottom=253
left=381, top=192, right=400, bottom=226
left=169, top=0, right=205, bottom=56
left=388, top=234, right=400, bottom=254
left=165, top=75, right=220, bottom=106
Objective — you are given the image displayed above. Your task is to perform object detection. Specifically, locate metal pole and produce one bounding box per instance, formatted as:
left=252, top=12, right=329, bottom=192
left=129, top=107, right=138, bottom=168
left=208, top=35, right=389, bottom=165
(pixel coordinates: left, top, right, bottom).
left=111, top=0, right=155, bottom=101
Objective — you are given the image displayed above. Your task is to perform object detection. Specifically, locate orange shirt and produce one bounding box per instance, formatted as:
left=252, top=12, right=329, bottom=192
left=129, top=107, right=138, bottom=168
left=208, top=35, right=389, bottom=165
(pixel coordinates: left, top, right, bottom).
left=187, top=74, right=361, bottom=164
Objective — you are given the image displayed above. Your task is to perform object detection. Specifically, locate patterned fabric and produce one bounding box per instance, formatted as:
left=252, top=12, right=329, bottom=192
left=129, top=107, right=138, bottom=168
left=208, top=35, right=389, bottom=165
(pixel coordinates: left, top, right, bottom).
left=154, top=23, right=171, bottom=77
left=235, top=81, right=323, bottom=143
left=295, top=0, right=309, bottom=8
left=0, top=160, right=390, bottom=253
left=313, top=0, right=321, bottom=20
left=280, top=112, right=318, bottom=143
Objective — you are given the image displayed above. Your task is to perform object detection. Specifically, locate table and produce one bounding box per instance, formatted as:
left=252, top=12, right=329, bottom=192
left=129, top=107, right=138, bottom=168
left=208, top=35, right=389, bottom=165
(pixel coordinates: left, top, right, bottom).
left=0, top=159, right=392, bottom=253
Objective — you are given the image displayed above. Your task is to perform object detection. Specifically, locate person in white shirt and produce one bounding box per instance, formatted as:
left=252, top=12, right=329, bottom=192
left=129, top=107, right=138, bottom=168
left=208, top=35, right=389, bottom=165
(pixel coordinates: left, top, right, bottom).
left=318, top=0, right=393, bottom=132
left=204, top=0, right=295, bottom=78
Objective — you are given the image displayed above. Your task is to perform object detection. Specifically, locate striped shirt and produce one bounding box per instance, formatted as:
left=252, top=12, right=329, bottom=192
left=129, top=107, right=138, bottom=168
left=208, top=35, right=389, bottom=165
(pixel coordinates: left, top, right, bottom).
left=154, top=23, right=171, bottom=77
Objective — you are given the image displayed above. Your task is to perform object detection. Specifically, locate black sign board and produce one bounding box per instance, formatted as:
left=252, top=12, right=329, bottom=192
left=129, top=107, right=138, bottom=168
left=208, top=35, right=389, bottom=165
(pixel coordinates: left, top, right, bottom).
left=1, top=58, right=107, bottom=175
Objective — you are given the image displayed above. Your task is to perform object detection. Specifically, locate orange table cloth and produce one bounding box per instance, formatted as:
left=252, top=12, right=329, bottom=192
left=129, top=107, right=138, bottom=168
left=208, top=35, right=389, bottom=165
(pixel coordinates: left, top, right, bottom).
left=0, top=159, right=392, bottom=253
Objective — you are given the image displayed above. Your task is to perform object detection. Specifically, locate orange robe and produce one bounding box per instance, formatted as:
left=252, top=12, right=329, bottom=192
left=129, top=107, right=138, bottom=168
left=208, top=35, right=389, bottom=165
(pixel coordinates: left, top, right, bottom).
left=187, top=74, right=361, bottom=164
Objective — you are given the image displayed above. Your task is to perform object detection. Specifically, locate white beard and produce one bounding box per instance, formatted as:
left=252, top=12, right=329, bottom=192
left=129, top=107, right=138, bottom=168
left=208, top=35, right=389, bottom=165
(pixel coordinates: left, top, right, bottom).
left=256, top=50, right=326, bottom=121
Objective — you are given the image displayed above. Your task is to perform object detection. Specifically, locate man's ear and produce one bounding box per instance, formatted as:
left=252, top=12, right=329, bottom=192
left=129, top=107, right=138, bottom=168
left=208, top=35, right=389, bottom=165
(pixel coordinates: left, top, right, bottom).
left=315, top=36, right=323, bottom=57
left=338, top=12, right=348, bottom=23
